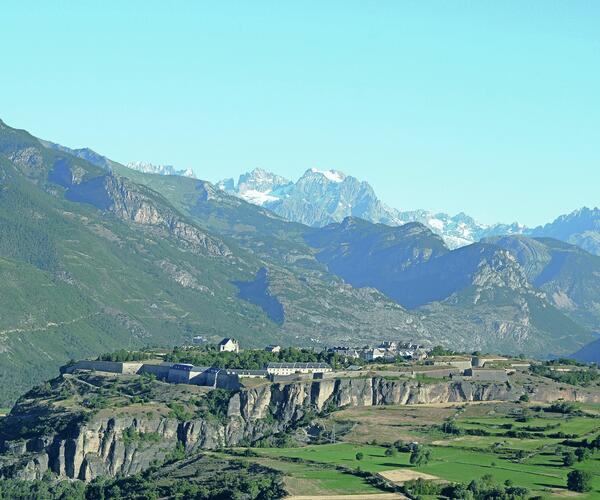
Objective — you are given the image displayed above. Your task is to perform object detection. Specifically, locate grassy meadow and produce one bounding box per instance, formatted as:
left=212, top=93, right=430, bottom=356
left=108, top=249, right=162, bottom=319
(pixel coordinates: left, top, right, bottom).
left=248, top=402, right=600, bottom=498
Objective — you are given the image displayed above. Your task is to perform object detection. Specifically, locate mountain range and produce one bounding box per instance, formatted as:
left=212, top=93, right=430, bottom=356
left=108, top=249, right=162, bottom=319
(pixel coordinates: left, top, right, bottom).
left=0, top=118, right=598, bottom=404
left=218, top=168, right=600, bottom=255
left=126, top=161, right=195, bottom=178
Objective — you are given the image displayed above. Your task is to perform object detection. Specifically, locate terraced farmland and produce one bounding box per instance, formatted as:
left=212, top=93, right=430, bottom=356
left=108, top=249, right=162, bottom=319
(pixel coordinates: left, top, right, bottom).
left=249, top=401, right=600, bottom=498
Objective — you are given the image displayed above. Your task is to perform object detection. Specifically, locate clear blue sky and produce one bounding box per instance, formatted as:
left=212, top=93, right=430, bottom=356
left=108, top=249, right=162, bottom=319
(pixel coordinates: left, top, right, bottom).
left=1, top=1, right=599, bottom=225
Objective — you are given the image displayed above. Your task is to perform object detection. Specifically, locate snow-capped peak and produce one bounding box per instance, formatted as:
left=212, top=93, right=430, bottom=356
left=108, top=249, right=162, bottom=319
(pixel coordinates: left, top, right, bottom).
left=309, top=168, right=345, bottom=183
left=215, top=167, right=541, bottom=251
left=216, top=168, right=292, bottom=206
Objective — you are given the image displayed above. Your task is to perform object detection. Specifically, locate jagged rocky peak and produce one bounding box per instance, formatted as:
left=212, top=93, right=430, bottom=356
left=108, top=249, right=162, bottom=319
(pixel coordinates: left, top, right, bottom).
left=530, top=206, right=600, bottom=256
left=219, top=166, right=403, bottom=228
left=215, top=166, right=532, bottom=249
left=238, top=167, right=291, bottom=192
left=217, top=168, right=292, bottom=206
left=126, top=161, right=195, bottom=178
left=543, top=206, right=600, bottom=231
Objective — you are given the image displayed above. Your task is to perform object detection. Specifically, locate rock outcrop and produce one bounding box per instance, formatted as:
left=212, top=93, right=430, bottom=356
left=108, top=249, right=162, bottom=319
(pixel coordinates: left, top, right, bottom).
left=2, top=376, right=599, bottom=482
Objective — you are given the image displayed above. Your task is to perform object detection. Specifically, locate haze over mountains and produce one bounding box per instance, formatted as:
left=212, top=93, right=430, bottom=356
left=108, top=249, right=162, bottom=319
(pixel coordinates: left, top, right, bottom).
left=219, top=168, right=600, bottom=254
left=0, top=118, right=599, bottom=404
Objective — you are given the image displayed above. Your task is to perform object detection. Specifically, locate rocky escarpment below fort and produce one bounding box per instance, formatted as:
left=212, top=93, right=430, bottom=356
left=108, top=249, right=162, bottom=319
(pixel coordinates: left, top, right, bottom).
left=1, top=373, right=599, bottom=482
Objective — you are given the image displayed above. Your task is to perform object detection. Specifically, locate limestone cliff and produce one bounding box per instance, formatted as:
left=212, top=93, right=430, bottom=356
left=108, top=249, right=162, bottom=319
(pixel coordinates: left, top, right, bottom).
left=1, top=376, right=599, bottom=481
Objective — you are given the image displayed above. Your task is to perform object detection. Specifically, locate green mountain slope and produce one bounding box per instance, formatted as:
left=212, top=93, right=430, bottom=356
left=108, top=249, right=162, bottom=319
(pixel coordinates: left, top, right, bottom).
left=0, top=123, right=291, bottom=404
left=115, top=165, right=595, bottom=357
left=106, top=165, right=430, bottom=346
left=0, top=117, right=596, bottom=406
left=0, top=120, right=432, bottom=403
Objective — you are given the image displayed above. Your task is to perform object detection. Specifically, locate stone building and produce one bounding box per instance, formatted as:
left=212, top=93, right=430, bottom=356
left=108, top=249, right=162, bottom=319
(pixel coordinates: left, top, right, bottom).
left=61, top=360, right=144, bottom=375
left=464, top=368, right=509, bottom=382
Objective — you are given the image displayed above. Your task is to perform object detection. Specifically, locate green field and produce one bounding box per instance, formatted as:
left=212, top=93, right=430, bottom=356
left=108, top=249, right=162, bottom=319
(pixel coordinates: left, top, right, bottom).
left=255, top=442, right=600, bottom=498
left=258, top=442, right=411, bottom=472
left=459, top=415, right=600, bottom=436
left=252, top=403, right=600, bottom=499
left=253, top=456, right=383, bottom=496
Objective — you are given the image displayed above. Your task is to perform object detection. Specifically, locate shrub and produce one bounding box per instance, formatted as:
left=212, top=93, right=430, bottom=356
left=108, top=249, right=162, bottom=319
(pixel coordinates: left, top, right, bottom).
left=393, top=440, right=414, bottom=453
left=409, top=445, right=431, bottom=466
left=404, top=478, right=442, bottom=496
left=167, top=403, right=193, bottom=422
left=563, top=451, right=576, bottom=467
left=441, top=419, right=462, bottom=435
left=567, top=470, right=593, bottom=492
left=546, top=401, right=579, bottom=414
left=575, top=447, right=591, bottom=462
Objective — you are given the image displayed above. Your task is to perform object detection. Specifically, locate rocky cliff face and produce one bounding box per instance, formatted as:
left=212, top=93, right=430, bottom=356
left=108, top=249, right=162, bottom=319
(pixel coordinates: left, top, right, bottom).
left=3, top=376, right=599, bottom=482
left=0, top=127, right=230, bottom=258
left=102, top=175, right=231, bottom=256
left=485, top=235, right=600, bottom=336
left=49, top=160, right=231, bottom=257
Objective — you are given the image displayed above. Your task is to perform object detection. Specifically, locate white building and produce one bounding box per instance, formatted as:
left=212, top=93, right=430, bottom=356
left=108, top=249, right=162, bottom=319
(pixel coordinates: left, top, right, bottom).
left=265, top=344, right=281, bottom=353
left=218, top=338, right=240, bottom=353
left=266, top=362, right=331, bottom=376
left=227, top=369, right=269, bottom=379
left=361, top=348, right=385, bottom=361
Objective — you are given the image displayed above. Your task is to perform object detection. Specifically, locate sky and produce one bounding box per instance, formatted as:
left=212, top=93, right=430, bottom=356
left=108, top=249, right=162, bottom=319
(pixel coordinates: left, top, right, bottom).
left=1, top=1, right=599, bottom=226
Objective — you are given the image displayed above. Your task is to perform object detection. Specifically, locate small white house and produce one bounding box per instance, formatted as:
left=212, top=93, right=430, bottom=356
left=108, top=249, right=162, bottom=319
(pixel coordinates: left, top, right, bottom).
left=218, top=338, right=240, bottom=353
left=265, top=344, right=281, bottom=353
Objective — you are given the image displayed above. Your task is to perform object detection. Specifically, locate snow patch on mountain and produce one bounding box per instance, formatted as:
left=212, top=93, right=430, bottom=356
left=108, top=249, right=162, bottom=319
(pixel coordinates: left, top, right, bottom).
left=217, top=167, right=531, bottom=249
left=428, top=218, right=445, bottom=231
left=311, top=168, right=345, bottom=183
left=239, top=189, right=281, bottom=205
left=217, top=168, right=292, bottom=206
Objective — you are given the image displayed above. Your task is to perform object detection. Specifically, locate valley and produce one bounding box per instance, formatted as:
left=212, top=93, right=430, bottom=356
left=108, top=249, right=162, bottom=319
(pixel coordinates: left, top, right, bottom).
left=0, top=343, right=599, bottom=498
left=3, top=3, right=598, bottom=498
left=0, top=118, right=599, bottom=408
